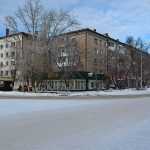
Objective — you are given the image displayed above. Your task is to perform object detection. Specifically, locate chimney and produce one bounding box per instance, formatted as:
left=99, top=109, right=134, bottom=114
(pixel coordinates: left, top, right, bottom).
left=116, top=39, right=120, bottom=43
left=104, top=33, right=109, bottom=37
left=93, top=29, right=96, bottom=32
left=6, top=28, right=9, bottom=37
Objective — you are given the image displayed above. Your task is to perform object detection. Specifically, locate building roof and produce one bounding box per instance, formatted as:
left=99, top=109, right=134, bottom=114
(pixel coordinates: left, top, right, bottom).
left=0, top=32, right=31, bottom=40
left=60, top=28, right=126, bottom=45
left=0, top=28, right=149, bottom=55
left=61, top=28, right=150, bottom=55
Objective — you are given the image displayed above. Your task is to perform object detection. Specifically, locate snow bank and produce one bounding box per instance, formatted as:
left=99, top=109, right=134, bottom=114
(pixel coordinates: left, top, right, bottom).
left=0, top=88, right=150, bottom=97
left=70, top=88, right=150, bottom=96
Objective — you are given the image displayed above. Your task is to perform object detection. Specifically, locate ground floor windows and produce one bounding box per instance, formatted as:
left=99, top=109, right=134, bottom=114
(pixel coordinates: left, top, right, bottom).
left=37, top=79, right=105, bottom=91
left=38, top=80, right=87, bottom=91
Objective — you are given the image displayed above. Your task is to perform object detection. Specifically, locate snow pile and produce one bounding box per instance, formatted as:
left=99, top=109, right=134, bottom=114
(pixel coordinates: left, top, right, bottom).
left=0, top=88, right=150, bottom=97
left=69, top=88, right=150, bottom=96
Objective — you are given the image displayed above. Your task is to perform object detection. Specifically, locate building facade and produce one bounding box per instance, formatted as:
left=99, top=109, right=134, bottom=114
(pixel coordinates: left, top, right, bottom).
left=0, top=34, right=17, bottom=78
left=0, top=32, right=32, bottom=89
left=49, top=28, right=150, bottom=89
left=0, top=28, right=150, bottom=90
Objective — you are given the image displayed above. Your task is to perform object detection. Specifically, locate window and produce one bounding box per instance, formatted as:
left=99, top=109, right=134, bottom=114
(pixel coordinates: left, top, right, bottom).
left=5, top=43, right=9, bottom=48
left=108, top=42, right=115, bottom=47
left=6, top=61, right=9, bottom=66
left=71, top=38, right=76, bottom=42
left=11, top=42, right=16, bottom=47
left=1, top=53, right=3, bottom=58
left=94, top=38, right=98, bottom=45
left=62, top=57, right=66, bottom=62
left=91, top=82, right=94, bottom=88
left=99, top=40, right=102, bottom=47
left=81, top=81, right=85, bottom=90
left=94, top=48, right=99, bottom=55
left=6, top=52, right=9, bottom=58
left=0, top=45, right=3, bottom=50
left=11, top=61, right=15, bottom=65
left=11, top=52, right=15, bottom=58
left=0, top=62, right=3, bottom=67
left=61, top=49, right=65, bottom=53
left=1, top=71, right=3, bottom=76
left=94, top=58, right=97, bottom=64
left=58, top=47, right=65, bottom=54
left=100, top=49, right=103, bottom=55
left=16, top=41, right=21, bottom=47
left=11, top=70, right=15, bottom=76
left=5, top=71, right=9, bottom=76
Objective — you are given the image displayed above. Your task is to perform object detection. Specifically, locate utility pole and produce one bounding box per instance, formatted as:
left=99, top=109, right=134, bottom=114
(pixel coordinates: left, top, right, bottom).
left=140, top=52, right=143, bottom=89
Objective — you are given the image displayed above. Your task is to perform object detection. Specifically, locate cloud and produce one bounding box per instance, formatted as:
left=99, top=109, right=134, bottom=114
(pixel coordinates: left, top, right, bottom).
left=44, top=0, right=80, bottom=8
left=0, top=0, right=80, bottom=35
left=0, top=0, right=150, bottom=43
left=0, top=0, right=80, bottom=14
left=72, top=0, right=150, bottom=42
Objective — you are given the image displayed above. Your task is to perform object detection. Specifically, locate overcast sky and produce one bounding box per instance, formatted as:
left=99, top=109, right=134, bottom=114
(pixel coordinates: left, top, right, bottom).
left=0, top=0, right=150, bottom=42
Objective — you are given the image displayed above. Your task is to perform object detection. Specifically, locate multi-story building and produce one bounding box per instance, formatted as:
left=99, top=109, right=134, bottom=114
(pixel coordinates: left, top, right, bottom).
left=50, top=29, right=126, bottom=73
left=48, top=28, right=150, bottom=90
left=0, top=28, right=150, bottom=90
left=0, top=35, right=16, bottom=78
left=0, top=31, right=32, bottom=89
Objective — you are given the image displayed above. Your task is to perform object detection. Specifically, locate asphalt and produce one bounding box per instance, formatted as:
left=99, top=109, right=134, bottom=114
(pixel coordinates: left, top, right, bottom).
left=0, top=97, right=150, bottom=150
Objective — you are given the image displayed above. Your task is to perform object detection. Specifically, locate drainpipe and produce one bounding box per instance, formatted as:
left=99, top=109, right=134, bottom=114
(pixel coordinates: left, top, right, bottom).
left=106, top=38, right=109, bottom=74
left=85, top=31, right=88, bottom=72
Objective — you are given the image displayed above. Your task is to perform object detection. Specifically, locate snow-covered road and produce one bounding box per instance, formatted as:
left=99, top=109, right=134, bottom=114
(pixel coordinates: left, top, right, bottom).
left=0, top=97, right=150, bottom=150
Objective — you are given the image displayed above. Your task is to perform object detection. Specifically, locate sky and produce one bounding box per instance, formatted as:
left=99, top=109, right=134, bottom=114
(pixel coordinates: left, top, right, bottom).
left=0, top=0, right=150, bottom=43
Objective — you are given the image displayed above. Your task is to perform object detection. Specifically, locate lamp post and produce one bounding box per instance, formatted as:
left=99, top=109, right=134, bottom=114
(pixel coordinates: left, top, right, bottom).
left=140, top=52, right=143, bottom=89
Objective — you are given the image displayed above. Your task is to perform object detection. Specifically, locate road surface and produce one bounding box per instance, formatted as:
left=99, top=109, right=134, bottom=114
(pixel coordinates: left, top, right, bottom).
left=0, top=97, right=150, bottom=150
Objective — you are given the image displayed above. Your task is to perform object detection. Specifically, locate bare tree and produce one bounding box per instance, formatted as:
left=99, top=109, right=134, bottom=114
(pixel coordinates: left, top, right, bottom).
left=5, top=16, right=18, bottom=33
left=49, top=35, right=80, bottom=90
left=40, top=9, right=78, bottom=39
left=126, top=36, right=150, bottom=89
left=16, top=0, right=43, bottom=35
left=4, top=0, right=79, bottom=90
left=107, top=41, right=130, bottom=89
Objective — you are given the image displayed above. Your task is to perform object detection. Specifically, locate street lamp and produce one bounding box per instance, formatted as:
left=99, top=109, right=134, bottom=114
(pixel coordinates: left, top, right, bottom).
left=140, top=52, right=143, bottom=89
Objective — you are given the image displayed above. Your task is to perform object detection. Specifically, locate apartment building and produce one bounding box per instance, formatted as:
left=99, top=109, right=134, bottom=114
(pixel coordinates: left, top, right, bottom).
left=0, top=36, right=16, bottom=78
left=0, top=31, right=32, bottom=88
left=53, top=28, right=127, bottom=73
left=0, top=28, right=150, bottom=90
left=48, top=28, right=150, bottom=90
